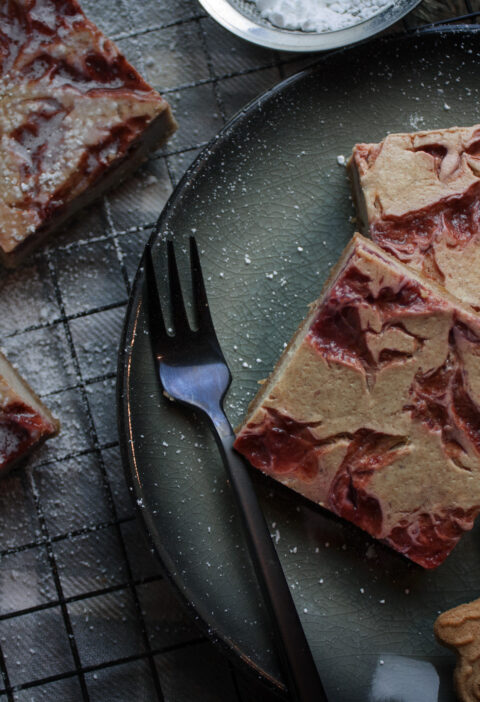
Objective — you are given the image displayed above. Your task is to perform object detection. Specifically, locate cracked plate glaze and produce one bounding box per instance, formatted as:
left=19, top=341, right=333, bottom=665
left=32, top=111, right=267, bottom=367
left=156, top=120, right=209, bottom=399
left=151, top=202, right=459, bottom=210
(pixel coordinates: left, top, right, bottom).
left=118, top=28, right=480, bottom=702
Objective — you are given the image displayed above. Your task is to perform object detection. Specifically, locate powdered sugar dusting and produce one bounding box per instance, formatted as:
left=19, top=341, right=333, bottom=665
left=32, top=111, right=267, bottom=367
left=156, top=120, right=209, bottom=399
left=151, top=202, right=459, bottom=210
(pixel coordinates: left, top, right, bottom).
left=253, top=0, right=395, bottom=32
left=0, top=423, right=21, bottom=462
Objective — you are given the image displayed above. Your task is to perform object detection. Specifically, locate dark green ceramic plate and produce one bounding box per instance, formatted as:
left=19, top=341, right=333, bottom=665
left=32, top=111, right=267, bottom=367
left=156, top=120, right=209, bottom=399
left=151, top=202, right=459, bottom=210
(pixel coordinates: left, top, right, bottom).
left=118, top=27, right=480, bottom=702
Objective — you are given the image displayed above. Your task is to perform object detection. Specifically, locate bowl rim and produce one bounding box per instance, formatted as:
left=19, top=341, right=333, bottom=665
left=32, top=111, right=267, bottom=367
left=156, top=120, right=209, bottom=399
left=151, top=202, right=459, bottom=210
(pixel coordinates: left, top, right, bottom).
left=198, top=0, right=423, bottom=52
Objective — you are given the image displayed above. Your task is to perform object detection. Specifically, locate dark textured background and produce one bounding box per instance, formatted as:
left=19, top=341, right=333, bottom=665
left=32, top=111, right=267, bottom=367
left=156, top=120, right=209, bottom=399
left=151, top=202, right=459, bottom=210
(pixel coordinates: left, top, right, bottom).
left=0, top=1, right=478, bottom=701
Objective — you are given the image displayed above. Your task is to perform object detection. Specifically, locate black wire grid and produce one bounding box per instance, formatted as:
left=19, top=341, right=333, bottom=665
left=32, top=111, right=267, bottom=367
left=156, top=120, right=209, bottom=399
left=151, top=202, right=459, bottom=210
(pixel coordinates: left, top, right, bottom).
left=0, top=1, right=478, bottom=700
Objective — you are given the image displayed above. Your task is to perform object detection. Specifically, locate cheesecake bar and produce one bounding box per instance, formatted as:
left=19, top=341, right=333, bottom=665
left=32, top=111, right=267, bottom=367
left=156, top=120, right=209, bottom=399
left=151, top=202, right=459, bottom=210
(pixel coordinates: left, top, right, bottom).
left=0, top=0, right=177, bottom=266
left=0, top=351, right=59, bottom=474
left=348, top=125, right=480, bottom=309
left=234, top=234, right=480, bottom=569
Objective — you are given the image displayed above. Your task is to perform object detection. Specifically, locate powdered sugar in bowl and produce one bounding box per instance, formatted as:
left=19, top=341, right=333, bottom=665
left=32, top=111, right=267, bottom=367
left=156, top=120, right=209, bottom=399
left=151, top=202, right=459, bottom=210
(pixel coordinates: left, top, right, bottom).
left=198, top=0, right=421, bottom=52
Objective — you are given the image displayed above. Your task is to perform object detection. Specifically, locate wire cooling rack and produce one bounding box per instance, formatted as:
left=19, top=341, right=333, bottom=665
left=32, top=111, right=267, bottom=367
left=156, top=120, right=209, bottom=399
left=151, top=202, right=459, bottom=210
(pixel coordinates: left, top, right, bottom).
left=0, top=1, right=478, bottom=701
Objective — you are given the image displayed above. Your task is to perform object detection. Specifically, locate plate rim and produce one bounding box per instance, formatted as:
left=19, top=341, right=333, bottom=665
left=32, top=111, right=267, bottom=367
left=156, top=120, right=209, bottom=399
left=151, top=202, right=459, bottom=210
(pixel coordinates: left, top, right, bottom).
left=117, top=23, right=480, bottom=696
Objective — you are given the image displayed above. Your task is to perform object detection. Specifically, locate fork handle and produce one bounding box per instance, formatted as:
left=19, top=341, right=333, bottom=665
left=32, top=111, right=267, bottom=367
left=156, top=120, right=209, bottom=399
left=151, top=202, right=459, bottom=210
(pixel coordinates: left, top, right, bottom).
left=212, top=421, right=328, bottom=702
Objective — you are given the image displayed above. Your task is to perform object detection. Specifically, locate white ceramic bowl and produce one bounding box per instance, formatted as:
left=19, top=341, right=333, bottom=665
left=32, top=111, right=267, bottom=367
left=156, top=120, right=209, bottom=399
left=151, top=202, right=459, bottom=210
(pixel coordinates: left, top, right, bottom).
left=198, top=0, right=422, bottom=52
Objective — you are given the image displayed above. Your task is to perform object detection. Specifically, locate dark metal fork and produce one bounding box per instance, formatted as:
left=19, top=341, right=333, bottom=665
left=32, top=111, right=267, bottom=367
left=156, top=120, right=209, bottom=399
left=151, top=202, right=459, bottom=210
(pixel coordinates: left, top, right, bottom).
left=143, top=236, right=328, bottom=702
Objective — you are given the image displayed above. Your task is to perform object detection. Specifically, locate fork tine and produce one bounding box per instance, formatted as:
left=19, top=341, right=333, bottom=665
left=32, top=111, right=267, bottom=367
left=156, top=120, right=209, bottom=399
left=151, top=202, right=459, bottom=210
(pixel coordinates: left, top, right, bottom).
left=189, top=237, right=215, bottom=334
left=143, top=245, right=169, bottom=354
left=167, top=239, right=191, bottom=334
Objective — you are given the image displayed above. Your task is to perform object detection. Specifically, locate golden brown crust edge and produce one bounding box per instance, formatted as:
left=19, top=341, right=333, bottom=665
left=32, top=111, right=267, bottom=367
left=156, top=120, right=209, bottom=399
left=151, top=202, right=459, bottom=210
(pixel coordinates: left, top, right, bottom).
left=346, top=151, right=370, bottom=235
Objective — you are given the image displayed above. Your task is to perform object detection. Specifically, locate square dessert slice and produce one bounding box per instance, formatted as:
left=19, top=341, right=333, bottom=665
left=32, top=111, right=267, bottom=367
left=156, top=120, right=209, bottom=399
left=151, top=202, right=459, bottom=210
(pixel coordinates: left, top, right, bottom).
left=234, top=234, right=480, bottom=569
left=0, top=351, right=59, bottom=474
left=0, top=0, right=177, bottom=267
left=348, top=125, right=480, bottom=309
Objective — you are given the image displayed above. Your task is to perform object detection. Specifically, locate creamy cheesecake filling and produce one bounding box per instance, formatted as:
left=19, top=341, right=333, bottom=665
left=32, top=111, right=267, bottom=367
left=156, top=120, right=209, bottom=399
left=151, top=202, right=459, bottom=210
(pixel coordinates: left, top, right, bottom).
left=371, top=182, right=480, bottom=302
left=234, top=235, right=480, bottom=568
left=349, top=126, right=480, bottom=309
left=371, top=182, right=480, bottom=256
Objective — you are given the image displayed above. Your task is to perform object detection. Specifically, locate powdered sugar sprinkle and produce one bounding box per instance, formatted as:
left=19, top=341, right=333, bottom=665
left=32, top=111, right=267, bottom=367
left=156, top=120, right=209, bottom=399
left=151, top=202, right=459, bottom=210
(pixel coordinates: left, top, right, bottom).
left=253, top=0, right=395, bottom=33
